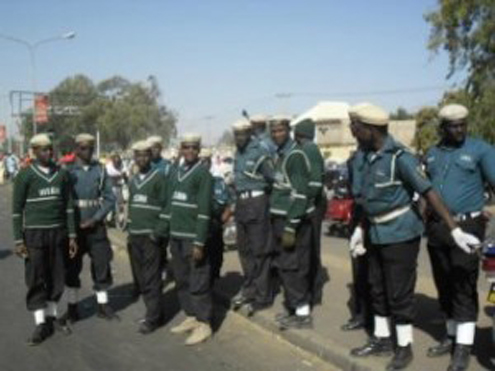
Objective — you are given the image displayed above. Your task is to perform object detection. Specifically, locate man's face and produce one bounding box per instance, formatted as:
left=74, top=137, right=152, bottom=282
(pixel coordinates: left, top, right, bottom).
left=150, top=144, right=162, bottom=160
left=181, top=143, right=200, bottom=164
left=353, top=122, right=374, bottom=150
left=201, top=157, right=212, bottom=170
left=441, top=120, right=467, bottom=145
left=270, top=123, right=290, bottom=147
left=251, top=121, right=266, bottom=134
left=234, top=130, right=250, bottom=149
left=134, top=150, right=151, bottom=170
left=34, top=145, right=54, bottom=165
left=75, top=142, right=94, bottom=162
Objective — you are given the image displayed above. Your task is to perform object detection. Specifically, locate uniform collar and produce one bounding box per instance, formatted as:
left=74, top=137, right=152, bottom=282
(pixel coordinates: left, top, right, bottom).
left=73, top=158, right=99, bottom=169
left=277, top=138, right=295, bottom=157
left=437, top=136, right=469, bottom=151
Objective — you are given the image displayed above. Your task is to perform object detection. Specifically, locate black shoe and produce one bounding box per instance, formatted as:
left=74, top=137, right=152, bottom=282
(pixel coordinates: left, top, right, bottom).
left=275, top=308, right=295, bottom=323
left=350, top=337, right=394, bottom=357
left=27, top=324, right=52, bottom=346
left=427, top=337, right=454, bottom=358
left=47, top=316, right=72, bottom=336
left=386, top=345, right=413, bottom=370
left=341, top=317, right=365, bottom=331
left=278, top=315, right=313, bottom=330
left=62, top=303, right=80, bottom=324
left=138, top=320, right=160, bottom=335
left=243, top=302, right=272, bottom=317
left=97, top=304, right=120, bottom=321
left=447, top=345, right=471, bottom=371
left=231, top=294, right=248, bottom=311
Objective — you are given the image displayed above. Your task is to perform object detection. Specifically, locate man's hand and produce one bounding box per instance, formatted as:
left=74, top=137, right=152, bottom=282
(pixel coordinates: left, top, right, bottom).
left=221, top=207, right=233, bottom=224
left=349, top=226, right=364, bottom=256
left=281, top=229, right=296, bottom=250
left=68, top=238, right=78, bottom=259
left=14, top=243, right=28, bottom=259
left=192, top=245, right=205, bottom=263
left=80, top=219, right=96, bottom=230
left=451, top=227, right=481, bottom=254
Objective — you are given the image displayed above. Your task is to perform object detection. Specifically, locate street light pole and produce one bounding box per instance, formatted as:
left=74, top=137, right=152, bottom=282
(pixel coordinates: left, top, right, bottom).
left=0, top=31, right=76, bottom=136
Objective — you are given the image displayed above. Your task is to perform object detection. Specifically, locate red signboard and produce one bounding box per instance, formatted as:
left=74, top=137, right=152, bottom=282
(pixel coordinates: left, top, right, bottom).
left=35, top=95, right=49, bottom=124
left=0, top=125, right=6, bottom=143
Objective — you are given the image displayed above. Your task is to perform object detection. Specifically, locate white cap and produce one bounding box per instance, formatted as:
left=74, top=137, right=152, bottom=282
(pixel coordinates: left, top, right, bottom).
left=180, top=133, right=202, bottom=145
left=132, top=140, right=152, bottom=151
left=30, top=134, right=52, bottom=147
left=439, top=104, right=469, bottom=122
left=201, top=147, right=212, bottom=157
left=348, top=102, right=373, bottom=120
left=250, top=114, right=269, bottom=123
left=232, top=119, right=252, bottom=132
left=354, top=104, right=389, bottom=126
left=75, top=133, right=95, bottom=144
left=147, top=135, right=163, bottom=146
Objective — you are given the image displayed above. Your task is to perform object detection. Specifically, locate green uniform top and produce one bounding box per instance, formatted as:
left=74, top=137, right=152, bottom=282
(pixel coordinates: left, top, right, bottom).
left=270, top=139, right=311, bottom=232
left=300, top=141, right=325, bottom=213
left=360, top=135, right=432, bottom=245
left=12, top=161, right=76, bottom=244
left=163, top=160, right=213, bottom=247
left=128, top=168, right=168, bottom=237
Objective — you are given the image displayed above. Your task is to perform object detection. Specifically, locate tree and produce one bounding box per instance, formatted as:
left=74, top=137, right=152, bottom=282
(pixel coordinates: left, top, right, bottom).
left=390, top=107, right=414, bottom=120
left=413, top=107, right=439, bottom=154
left=426, top=0, right=495, bottom=143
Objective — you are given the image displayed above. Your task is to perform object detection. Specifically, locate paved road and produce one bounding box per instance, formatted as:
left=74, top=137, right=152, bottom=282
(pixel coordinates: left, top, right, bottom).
left=0, top=184, right=337, bottom=371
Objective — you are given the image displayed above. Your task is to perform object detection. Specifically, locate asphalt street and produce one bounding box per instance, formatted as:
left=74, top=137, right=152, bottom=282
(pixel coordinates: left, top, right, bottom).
left=0, top=184, right=336, bottom=371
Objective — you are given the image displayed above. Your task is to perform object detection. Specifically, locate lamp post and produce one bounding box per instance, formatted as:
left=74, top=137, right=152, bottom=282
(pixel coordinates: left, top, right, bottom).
left=0, top=31, right=76, bottom=135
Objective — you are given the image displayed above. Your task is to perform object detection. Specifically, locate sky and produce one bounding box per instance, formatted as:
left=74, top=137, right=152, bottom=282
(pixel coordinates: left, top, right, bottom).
left=0, top=0, right=462, bottom=144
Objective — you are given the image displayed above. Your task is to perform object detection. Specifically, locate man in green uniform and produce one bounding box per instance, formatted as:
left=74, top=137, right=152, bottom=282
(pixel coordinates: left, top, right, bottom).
left=424, top=104, right=495, bottom=371
left=291, top=118, right=326, bottom=306
left=232, top=119, right=275, bottom=315
left=127, top=140, right=168, bottom=334
left=348, top=104, right=481, bottom=371
left=163, top=134, right=214, bottom=346
left=269, top=116, right=313, bottom=330
left=12, top=134, right=78, bottom=345
left=65, top=133, right=117, bottom=322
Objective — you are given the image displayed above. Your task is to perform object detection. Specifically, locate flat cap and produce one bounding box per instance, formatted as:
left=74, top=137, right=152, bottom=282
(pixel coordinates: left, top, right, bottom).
left=292, top=118, right=316, bottom=140
left=438, top=104, right=469, bottom=122
left=132, top=140, right=152, bottom=151
left=250, top=114, right=269, bottom=123
left=201, top=147, right=212, bottom=158
left=30, top=134, right=52, bottom=147
left=269, top=114, right=292, bottom=126
left=354, top=104, right=389, bottom=126
left=147, top=135, right=163, bottom=146
left=75, top=133, right=95, bottom=144
left=232, top=119, right=252, bottom=132
left=180, top=133, right=202, bottom=144
left=348, top=102, right=372, bottom=120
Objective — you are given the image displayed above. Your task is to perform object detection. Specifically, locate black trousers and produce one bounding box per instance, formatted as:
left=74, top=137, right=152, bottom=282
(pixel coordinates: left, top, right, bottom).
left=24, top=228, right=67, bottom=311
left=351, top=253, right=371, bottom=323
left=235, top=195, right=273, bottom=305
left=65, top=223, right=113, bottom=291
left=272, top=217, right=312, bottom=310
left=159, top=237, right=170, bottom=273
left=426, top=216, right=486, bottom=322
left=206, top=220, right=224, bottom=283
left=128, top=235, right=163, bottom=324
left=170, top=238, right=213, bottom=323
left=308, top=201, right=326, bottom=306
left=368, top=237, right=420, bottom=325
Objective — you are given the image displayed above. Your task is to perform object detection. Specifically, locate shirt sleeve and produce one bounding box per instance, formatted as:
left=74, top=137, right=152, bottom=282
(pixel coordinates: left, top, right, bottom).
left=63, top=170, right=77, bottom=238
left=12, top=169, right=28, bottom=244
left=154, top=173, right=170, bottom=239
left=396, top=152, right=432, bottom=195
left=285, top=151, right=311, bottom=232
left=194, top=170, right=213, bottom=247
left=92, top=167, right=117, bottom=222
left=479, top=142, right=495, bottom=187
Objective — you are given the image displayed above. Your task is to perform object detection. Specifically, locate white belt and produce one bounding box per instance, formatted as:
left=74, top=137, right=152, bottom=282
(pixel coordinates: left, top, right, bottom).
left=453, top=211, right=482, bottom=222
left=370, top=205, right=411, bottom=224
left=238, top=190, right=264, bottom=200
left=76, top=199, right=100, bottom=208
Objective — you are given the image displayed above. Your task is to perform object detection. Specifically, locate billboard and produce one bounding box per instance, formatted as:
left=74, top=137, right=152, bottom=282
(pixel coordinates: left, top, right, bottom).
left=35, top=95, right=49, bottom=124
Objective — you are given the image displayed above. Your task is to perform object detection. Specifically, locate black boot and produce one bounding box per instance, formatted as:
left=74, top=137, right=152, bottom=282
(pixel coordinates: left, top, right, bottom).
left=97, top=304, right=120, bottom=321
left=278, top=314, right=313, bottom=330
left=275, top=308, right=295, bottom=323
left=231, top=293, right=248, bottom=311
left=447, top=345, right=471, bottom=371
left=62, top=303, right=80, bottom=324
left=341, top=317, right=365, bottom=331
left=427, top=337, right=454, bottom=358
left=350, top=337, right=394, bottom=357
left=138, top=319, right=161, bottom=335
left=47, top=316, right=72, bottom=336
left=27, top=323, right=52, bottom=346
left=386, top=345, right=413, bottom=370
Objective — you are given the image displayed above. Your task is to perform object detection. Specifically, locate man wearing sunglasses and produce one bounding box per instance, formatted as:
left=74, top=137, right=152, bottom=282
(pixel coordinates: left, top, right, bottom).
left=64, top=133, right=117, bottom=323
left=12, top=134, right=78, bottom=345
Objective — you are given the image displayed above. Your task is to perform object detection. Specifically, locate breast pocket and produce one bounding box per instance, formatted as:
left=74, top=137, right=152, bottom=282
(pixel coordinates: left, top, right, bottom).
left=455, top=158, right=476, bottom=174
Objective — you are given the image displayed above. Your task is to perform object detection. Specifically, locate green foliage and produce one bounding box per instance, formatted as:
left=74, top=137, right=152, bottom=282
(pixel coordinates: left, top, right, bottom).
left=413, top=106, right=439, bottom=154
left=390, top=107, right=414, bottom=120
left=22, top=74, right=177, bottom=152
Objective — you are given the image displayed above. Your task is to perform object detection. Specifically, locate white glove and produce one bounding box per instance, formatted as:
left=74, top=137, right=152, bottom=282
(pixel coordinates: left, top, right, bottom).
left=349, top=227, right=366, bottom=257
left=451, top=227, right=481, bottom=254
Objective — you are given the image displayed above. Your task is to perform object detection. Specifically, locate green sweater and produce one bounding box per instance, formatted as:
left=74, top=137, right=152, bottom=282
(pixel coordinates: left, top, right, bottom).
left=300, top=141, right=325, bottom=211
left=270, top=139, right=311, bottom=232
left=12, top=162, right=76, bottom=244
left=163, top=161, right=213, bottom=246
left=128, top=169, right=168, bottom=237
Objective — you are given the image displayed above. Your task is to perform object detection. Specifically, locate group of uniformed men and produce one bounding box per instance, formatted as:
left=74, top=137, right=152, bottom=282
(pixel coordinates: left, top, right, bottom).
left=11, top=101, right=495, bottom=371
left=345, top=103, right=495, bottom=371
